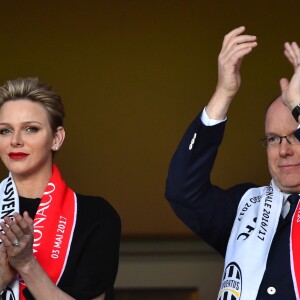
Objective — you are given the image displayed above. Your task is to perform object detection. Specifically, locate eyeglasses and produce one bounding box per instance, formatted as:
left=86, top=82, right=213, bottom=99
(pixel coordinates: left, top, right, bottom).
left=261, top=134, right=300, bottom=147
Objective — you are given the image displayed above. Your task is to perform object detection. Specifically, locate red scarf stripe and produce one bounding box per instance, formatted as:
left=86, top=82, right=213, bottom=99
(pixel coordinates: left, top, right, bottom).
left=291, top=202, right=300, bottom=299
left=57, top=193, right=77, bottom=284
left=20, top=164, right=76, bottom=299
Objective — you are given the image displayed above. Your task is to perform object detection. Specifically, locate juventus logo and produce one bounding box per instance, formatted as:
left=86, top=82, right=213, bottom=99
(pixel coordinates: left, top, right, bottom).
left=2, top=287, right=16, bottom=300
left=218, top=262, right=242, bottom=300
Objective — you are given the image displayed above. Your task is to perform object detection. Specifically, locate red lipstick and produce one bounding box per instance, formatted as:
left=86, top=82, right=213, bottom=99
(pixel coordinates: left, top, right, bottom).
left=8, top=152, right=29, bottom=160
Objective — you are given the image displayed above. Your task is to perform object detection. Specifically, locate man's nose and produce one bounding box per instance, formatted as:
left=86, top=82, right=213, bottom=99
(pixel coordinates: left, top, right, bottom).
left=279, top=137, right=293, bottom=156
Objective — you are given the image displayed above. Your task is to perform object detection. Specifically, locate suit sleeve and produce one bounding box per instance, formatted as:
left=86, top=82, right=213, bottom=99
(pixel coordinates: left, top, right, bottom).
left=165, top=110, right=256, bottom=256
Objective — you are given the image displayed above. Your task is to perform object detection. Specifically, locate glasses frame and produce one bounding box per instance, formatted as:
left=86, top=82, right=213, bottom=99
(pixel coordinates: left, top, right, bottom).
left=261, top=134, right=300, bottom=147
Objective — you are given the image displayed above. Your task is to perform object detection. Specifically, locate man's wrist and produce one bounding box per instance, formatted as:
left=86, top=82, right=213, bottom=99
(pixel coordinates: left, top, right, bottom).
left=206, top=90, right=232, bottom=120
left=201, top=107, right=226, bottom=126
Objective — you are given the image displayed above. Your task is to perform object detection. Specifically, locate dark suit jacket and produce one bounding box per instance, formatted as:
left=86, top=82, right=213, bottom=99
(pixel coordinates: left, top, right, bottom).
left=165, top=111, right=296, bottom=299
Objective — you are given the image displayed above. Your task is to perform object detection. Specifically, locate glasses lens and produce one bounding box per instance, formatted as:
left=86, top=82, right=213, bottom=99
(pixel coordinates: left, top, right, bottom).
left=261, top=137, right=269, bottom=147
left=262, top=134, right=300, bottom=147
left=268, top=136, right=279, bottom=146
left=288, top=134, right=300, bottom=144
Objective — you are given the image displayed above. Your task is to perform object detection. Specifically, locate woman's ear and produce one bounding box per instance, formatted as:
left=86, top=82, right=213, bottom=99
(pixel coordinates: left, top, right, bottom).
left=52, top=126, right=65, bottom=151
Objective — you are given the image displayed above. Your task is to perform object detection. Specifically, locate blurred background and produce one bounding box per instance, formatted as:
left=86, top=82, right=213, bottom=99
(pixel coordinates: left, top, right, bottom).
left=1, top=1, right=299, bottom=298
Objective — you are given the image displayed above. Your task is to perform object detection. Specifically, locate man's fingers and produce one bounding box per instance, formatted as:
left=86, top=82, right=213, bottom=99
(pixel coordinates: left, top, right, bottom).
left=284, top=42, right=300, bottom=68
left=222, top=26, right=256, bottom=52
left=219, top=42, right=257, bottom=69
left=224, top=35, right=257, bottom=53
left=222, top=26, right=246, bottom=48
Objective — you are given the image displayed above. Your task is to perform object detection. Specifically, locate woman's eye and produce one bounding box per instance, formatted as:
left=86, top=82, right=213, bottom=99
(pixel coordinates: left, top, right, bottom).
left=26, top=127, right=39, bottom=133
left=0, top=128, right=12, bottom=135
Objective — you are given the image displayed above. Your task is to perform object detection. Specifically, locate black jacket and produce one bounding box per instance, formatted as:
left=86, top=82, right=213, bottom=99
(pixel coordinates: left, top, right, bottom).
left=165, top=111, right=296, bottom=299
left=20, top=193, right=121, bottom=300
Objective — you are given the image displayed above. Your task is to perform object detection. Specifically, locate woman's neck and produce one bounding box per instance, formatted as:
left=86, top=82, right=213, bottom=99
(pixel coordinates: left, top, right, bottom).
left=12, top=170, right=52, bottom=199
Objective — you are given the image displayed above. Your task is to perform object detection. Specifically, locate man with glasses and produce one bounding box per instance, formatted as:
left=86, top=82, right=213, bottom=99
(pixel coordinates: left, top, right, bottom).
left=165, top=26, right=300, bottom=300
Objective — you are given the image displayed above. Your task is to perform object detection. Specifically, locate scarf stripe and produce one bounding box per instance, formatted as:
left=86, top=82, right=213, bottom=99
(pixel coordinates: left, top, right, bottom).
left=0, top=164, right=76, bottom=300
left=291, top=202, right=300, bottom=299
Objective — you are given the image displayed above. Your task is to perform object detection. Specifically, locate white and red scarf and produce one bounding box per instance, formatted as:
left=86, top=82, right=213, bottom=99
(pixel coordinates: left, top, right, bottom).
left=0, top=164, right=77, bottom=300
left=217, top=180, right=300, bottom=300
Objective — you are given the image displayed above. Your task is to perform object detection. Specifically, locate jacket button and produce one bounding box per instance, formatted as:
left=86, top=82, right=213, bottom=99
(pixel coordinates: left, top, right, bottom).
left=267, top=287, right=276, bottom=295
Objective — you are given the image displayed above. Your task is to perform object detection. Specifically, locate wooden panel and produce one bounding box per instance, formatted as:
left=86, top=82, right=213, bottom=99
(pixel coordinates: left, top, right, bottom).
left=115, top=288, right=199, bottom=300
left=1, top=1, right=300, bottom=237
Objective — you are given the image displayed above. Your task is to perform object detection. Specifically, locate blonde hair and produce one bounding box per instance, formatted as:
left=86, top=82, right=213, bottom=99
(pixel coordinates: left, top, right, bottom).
left=0, top=77, right=65, bottom=133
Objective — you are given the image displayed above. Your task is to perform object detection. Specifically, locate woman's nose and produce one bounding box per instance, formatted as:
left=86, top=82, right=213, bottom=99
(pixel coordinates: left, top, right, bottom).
left=10, top=131, right=23, bottom=147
